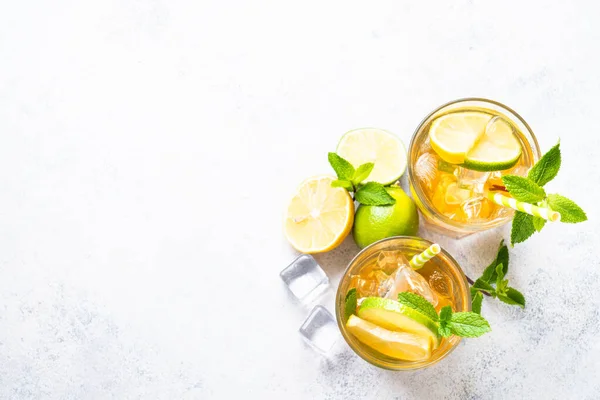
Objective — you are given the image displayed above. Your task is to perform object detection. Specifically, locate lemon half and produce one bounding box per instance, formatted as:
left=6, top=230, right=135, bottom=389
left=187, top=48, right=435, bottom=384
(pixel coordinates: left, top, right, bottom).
left=284, top=175, right=354, bottom=253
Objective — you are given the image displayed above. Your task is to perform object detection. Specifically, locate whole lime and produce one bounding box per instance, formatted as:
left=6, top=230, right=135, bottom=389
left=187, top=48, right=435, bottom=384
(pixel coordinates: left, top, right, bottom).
left=353, top=185, right=419, bottom=248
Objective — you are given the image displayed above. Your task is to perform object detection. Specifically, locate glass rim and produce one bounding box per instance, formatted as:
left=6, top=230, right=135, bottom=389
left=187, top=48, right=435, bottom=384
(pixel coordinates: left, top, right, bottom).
left=334, top=235, right=470, bottom=371
left=407, top=97, right=542, bottom=232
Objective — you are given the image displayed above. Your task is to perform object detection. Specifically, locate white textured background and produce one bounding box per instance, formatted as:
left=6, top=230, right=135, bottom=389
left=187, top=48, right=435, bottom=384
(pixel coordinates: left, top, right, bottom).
left=1, top=1, right=599, bottom=399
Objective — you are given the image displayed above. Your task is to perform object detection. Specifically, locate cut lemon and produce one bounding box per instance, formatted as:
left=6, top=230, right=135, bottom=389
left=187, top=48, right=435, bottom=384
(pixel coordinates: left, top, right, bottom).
left=284, top=175, right=354, bottom=253
left=337, top=128, right=407, bottom=185
left=429, top=112, right=491, bottom=164
left=463, top=116, right=522, bottom=172
left=346, top=315, right=432, bottom=361
left=358, top=297, right=441, bottom=349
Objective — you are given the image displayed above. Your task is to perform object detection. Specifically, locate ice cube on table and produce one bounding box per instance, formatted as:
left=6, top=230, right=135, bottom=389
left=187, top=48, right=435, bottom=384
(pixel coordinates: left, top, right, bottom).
left=414, top=152, right=439, bottom=191
left=280, top=254, right=329, bottom=303
left=384, top=265, right=438, bottom=307
left=299, top=305, right=339, bottom=354
left=455, top=167, right=490, bottom=194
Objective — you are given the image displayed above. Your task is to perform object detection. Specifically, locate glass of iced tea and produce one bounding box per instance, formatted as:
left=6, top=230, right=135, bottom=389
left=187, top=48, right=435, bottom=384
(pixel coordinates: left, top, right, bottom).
left=408, top=98, right=542, bottom=238
left=335, top=236, right=470, bottom=370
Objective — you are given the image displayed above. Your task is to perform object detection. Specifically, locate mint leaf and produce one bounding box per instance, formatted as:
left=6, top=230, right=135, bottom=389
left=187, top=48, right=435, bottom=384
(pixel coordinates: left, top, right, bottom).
left=547, top=194, right=587, bottom=224
left=528, top=142, right=561, bottom=186
left=344, top=288, right=357, bottom=321
left=331, top=179, right=354, bottom=191
left=497, top=287, right=525, bottom=308
left=497, top=279, right=509, bottom=294
left=511, top=211, right=536, bottom=246
left=439, top=323, right=452, bottom=338
left=355, top=182, right=396, bottom=206
left=397, top=292, right=438, bottom=322
left=473, top=278, right=494, bottom=293
left=495, top=242, right=509, bottom=275
left=495, top=263, right=505, bottom=285
left=328, top=152, right=355, bottom=180
left=438, top=306, right=453, bottom=337
left=439, top=305, right=452, bottom=323
left=472, top=291, right=483, bottom=314
left=447, top=312, right=491, bottom=338
left=482, top=241, right=509, bottom=282
left=481, top=260, right=497, bottom=283
left=502, top=175, right=546, bottom=203
left=352, top=163, right=374, bottom=185
left=532, top=216, right=547, bottom=232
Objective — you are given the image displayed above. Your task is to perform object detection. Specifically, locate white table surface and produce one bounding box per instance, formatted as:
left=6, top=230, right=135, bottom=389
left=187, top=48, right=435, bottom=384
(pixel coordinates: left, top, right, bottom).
left=1, top=1, right=599, bottom=399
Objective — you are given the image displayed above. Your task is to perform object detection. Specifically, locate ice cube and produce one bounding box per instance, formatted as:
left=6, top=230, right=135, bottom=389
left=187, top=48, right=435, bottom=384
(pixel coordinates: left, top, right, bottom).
left=459, top=195, right=492, bottom=220
left=299, top=305, right=339, bottom=354
left=488, top=165, right=529, bottom=189
left=377, top=250, right=406, bottom=275
left=350, top=274, right=379, bottom=298
left=414, top=152, right=439, bottom=191
left=428, top=270, right=453, bottom=298
left=280, top=254, right=329, bottom=303
left=455, top=167, right=490, bottom=194
left=445, top=183, right=472, bottom=205
left=384, top=264, right=438, bottom=306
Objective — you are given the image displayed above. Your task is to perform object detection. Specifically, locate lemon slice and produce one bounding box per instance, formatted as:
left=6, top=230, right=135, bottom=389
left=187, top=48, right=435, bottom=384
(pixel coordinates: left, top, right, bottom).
left=463, top=117, right=522, bottom=172
left=284, top=175, right=354, bottom=253
left=346, top=315, right=432, bottom=361
left=337, top=128, right=407, bottom=185
left=358, top=297, right=441, bottom=349
left=429, top=112, right=492, bottom=164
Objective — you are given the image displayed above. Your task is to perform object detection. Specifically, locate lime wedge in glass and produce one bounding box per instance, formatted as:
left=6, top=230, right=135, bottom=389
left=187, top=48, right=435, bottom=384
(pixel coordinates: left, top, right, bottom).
left=463, top=116, right=522, bottom=172
left=358, top=297, right=441, bottom=348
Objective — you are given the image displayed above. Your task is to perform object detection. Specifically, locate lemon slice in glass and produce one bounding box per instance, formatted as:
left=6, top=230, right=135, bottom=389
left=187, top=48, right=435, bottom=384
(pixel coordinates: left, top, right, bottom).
left=283, top=175, right=354, bottom=253
left=337, top=128, right=407, bottom=185
left=346, top=315, right=432, bottom=361
left=429, top=112, right=491, bottom=164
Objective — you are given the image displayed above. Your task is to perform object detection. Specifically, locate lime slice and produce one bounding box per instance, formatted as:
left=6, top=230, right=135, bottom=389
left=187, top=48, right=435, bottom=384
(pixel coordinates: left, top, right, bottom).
left=337, top=128, right=407, bottom=185
left=346, top=315, right=432, bottom=361
left=358, top=297, right=441, bottom=349
left=463, top=117, right=522, bottom=172
left=429, top=112, right=491, bottom=165
left=283, top=175, right=354, bottom=253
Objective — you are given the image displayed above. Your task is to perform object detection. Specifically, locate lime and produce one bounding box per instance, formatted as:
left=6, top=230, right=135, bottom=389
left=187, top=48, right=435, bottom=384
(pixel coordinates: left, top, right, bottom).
left=358, top=297, right=441, bottom=348
left=337, top=128, right=407, bottom=185
left=463, top=117, right=522, bottom=172
left=429, top=112, right=491, bottom=165
left=353, top=186, right=419, bottom=248
left=346, top=315, right=432, bottom=361
left=284, top=175, right=354, bottom=253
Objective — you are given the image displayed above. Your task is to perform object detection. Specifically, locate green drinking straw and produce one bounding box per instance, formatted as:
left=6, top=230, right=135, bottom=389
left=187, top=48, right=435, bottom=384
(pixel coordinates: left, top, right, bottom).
left=410, top=243, right=441, bottom=270
left=485, top=192, right=561, bottom=222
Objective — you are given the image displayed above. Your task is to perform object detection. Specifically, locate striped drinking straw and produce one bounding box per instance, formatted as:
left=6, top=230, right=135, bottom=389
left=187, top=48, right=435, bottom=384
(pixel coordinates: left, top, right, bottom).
left=485, top=192, right=561, bottom=222
left=409, top=243, right=441, bottom=270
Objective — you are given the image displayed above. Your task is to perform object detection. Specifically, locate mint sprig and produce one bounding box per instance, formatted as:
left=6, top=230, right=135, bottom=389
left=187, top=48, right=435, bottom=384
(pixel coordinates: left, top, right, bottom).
left=397, top=292, right=491, bottom=338
left=470, top=241, right=526, bottom=312
left=327, top=152, right=395, bottom=206
left=503, top=143, right=587, bottom=245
